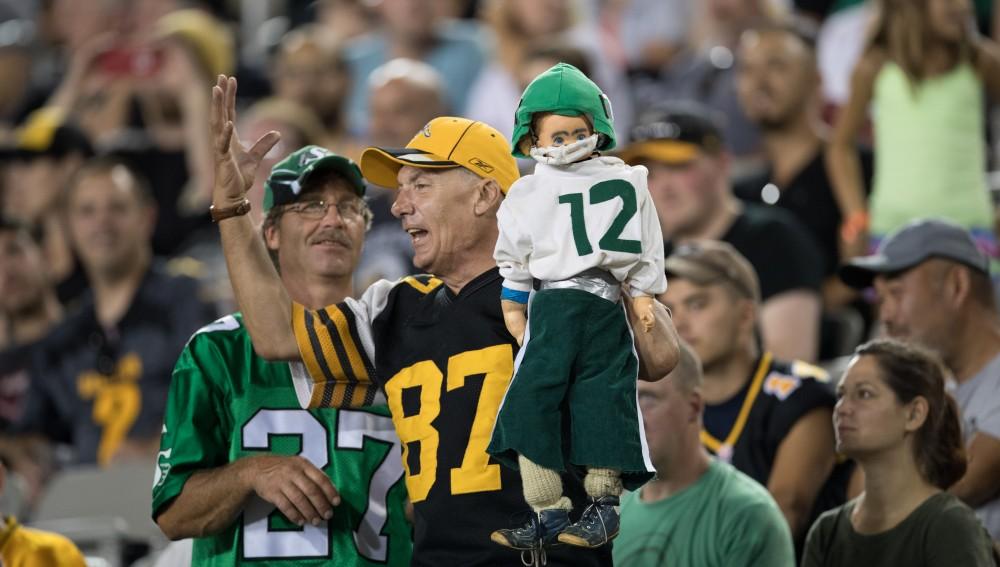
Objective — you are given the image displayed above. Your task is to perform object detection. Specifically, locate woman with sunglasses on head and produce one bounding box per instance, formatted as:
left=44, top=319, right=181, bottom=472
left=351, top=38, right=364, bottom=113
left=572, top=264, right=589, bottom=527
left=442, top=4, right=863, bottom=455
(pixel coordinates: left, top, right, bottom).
left=803, top=339, right=996, bottom=566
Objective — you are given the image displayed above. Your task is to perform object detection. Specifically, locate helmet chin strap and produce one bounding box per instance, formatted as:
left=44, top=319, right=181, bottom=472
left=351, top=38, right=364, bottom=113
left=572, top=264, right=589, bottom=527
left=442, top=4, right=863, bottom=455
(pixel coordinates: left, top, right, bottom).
left=530, top=134, right=599, bottom=166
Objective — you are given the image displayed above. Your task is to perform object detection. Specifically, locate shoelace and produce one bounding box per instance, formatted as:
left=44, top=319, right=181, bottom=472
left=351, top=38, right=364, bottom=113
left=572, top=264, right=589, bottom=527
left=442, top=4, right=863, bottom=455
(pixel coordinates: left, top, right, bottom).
left=519, top=515, right=547, bottom=567
left=577, top=500, right=610, bottom=545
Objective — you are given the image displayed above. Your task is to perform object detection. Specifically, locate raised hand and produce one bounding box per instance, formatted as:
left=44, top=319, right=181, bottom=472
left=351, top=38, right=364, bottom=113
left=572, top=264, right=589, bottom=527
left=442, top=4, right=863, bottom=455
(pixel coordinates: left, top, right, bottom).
left=210, top=75, right=281, bottom=209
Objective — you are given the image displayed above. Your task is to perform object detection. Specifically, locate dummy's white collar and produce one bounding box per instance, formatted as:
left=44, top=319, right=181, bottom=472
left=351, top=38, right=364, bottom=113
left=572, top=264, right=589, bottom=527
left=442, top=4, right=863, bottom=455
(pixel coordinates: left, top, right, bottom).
left=529, top=134, right=599, bottom=166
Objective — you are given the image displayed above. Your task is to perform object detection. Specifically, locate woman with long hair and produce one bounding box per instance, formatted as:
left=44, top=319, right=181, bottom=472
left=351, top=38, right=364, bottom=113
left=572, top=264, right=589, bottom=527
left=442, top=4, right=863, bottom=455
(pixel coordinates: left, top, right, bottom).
left=802, top=339, right=995, bottom=566
left=826, top=0, right=1000, bottom=262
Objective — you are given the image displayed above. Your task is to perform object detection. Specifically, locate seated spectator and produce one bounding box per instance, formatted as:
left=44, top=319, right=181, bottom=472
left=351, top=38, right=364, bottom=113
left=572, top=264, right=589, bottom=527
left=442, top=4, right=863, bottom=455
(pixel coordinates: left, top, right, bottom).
left=827, top=0, right=1000, bottom=262
left=14, top=157, right=215, bottom=467
left=0, top=218, right=62, bottom=427
left=619, top=103, right=824, bottom=362
left=803, top=339, right=995, bottom=566
left=1, top=109, right=93, bottom=305
left=0, top=218, right=62, bottom=510
left=270, top=24, right=355, bottom=154
left=342, top=0, right=485, bottom=137
left=735, top=19, right=873, bottom=311
left=0, top=461, right=85, bottom=566
left=616, top=342, right=796, bottom=567
left=658, top=240, right=850, bottom=547
left=839, top=218, right=1000, bottom=540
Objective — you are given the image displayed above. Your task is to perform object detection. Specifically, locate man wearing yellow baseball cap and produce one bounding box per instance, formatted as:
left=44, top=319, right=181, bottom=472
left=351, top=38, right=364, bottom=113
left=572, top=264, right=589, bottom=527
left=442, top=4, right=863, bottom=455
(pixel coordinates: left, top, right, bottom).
left=209, top=74, right=674, bottom=566
left=359, top=115, right=519, bottom=193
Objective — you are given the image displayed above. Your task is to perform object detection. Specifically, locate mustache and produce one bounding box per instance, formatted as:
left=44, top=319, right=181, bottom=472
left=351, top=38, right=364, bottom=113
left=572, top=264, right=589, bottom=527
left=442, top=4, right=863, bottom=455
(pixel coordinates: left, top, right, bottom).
left=309, top=230, right=353, bottom=247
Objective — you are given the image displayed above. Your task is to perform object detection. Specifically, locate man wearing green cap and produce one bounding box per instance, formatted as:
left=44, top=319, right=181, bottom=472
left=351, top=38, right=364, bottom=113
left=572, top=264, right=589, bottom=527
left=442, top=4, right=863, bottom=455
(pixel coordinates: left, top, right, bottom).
left=152, top=145, right=413, bottom=566
left=488, top=63, right=674, bottom=551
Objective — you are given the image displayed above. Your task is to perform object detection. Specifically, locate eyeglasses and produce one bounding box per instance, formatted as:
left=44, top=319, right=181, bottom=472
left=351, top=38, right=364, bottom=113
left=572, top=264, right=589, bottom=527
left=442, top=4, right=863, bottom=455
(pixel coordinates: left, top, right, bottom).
left=285, top=199, right=366, bottom=221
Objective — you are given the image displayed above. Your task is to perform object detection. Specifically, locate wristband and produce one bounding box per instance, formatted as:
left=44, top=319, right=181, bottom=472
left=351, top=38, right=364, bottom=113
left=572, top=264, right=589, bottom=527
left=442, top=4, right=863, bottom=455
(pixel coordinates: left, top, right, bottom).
left=210, top=198, right=252, bottom=222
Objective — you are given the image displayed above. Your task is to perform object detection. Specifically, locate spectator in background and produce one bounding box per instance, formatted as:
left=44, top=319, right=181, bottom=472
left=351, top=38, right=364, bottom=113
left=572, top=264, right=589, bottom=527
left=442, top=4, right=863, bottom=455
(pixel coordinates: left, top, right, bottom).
left=270, top=24, right=355, bottom=154
left=240, top=98, right=328, bottom=226
left=13, top=157, right=215, bottom=468
left=619, top=103, right=824, bottom=362
left=735, top=19, right=875, bottom=360
left=44, top=7, right=233, bottom=256
left=145, top=9, right=233, bottom=214
left=803, top=340, right=995, bottom=566
left=0, top=219, right=62, bottom=510
left=515, top=43, right=593, bottom=93
left=839, top=218, right=1000, bottom=540
left=466, top=0, right=633, bottom=141
left=354, top=58, right=448, bottom=288
left=600, top=0, right=691, bottom=73
left=0, top=219, right=62, bottom=428
left=616, top=342, right=796, bottom=567
left=366, top=58, right=448, bottom=149
left=0, top=2, right=33, bottom=128
left=658, top=240, right=849, bottom=548
left=1, top=109, right=93, bottom=306
left=827, top=0, right=1000, bottom=262
left=735, top=20, right=873, bottom=312
left=0, top=461, right=86, bottom=566
left=629, top=0, right=779, bottom=161
left=314, top=0, right=378, bottom=43
left=342, top=0, right=485, bottom=137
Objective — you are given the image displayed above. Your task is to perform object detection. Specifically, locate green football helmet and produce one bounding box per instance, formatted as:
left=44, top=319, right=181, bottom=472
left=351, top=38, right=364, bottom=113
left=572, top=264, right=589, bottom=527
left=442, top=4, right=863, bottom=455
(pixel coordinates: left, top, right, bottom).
left=511, top=62, right=616, bottom=158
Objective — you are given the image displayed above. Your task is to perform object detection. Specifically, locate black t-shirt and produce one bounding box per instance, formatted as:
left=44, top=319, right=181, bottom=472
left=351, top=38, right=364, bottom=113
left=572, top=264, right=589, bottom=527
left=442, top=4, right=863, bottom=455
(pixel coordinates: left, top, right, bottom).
left=722, top=203, right=824, bottom=300
left=703, top=354, right=853, bottom=547
left=294, top=269, right=612, bottom=567
left=0, top=342, right=40, bottom=430
left=16, top=261, right=217, bottom=464
left=734, top=147, right=874, bottom=277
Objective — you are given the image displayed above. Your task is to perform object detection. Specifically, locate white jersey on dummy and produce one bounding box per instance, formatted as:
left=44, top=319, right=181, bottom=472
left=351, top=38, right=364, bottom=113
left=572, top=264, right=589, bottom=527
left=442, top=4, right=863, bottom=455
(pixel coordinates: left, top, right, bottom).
left=495, top=156, right=667, bottom=298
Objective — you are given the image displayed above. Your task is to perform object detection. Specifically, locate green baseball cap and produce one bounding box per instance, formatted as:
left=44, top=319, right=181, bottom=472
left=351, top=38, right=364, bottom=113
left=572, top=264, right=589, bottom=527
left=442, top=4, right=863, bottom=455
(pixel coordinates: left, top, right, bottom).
left=511, top=63, right=616, bottom=158
left=263, top=145, right=366, bottom=212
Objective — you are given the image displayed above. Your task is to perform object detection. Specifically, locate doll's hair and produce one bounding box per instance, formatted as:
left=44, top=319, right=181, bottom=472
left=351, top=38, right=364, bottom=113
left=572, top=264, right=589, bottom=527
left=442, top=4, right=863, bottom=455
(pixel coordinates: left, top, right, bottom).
left=517, top=111, right=595, bottom=155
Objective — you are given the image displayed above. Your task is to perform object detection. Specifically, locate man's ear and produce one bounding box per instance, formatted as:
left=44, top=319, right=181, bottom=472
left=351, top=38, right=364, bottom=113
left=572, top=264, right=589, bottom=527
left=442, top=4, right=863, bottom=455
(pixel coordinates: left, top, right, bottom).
left=944, top=264, right=971, bottom=309
left=263, top=221, right=280, bottom=252
left=473, top=178, right=503, bottom=216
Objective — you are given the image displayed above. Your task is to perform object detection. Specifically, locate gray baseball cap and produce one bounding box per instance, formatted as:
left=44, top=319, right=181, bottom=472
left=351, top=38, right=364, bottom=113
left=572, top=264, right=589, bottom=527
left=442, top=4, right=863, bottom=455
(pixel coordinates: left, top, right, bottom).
left=839, top=218, right=989, bottom=288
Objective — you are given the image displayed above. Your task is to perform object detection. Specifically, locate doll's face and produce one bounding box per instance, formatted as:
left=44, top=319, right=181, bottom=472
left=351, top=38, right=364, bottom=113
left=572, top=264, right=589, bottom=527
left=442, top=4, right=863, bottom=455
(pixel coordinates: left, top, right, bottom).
left=533, top=114, right=592, bottom=148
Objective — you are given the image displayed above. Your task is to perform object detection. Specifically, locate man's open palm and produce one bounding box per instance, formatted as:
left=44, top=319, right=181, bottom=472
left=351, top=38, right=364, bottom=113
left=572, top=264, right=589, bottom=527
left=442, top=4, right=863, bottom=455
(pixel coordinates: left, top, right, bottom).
left=210, top=74, right=281, bottom=207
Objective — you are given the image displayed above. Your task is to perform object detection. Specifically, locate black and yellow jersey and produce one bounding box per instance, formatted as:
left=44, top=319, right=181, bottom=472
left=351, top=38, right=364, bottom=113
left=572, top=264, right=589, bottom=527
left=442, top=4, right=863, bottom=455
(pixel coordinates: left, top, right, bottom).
left=290, top=268, right=611, bottom=567
left=702, top=353, right=852, bottom=536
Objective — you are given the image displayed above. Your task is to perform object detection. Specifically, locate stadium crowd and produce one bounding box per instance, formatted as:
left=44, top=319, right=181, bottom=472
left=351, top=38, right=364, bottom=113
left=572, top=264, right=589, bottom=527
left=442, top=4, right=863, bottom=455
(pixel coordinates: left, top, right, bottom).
left=0, top=0, right=998, bottom=565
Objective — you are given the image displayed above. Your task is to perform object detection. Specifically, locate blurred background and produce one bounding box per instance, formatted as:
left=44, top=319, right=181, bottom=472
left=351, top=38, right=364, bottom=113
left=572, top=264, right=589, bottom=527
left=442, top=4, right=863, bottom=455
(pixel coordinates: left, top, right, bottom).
left=0, top=0, right=998, bottom=564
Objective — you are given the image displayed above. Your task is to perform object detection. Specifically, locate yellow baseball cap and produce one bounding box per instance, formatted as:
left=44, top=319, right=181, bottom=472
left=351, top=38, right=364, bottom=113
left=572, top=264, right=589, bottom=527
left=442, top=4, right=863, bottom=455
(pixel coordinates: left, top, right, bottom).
left=360, top=117, right=520, bottom=193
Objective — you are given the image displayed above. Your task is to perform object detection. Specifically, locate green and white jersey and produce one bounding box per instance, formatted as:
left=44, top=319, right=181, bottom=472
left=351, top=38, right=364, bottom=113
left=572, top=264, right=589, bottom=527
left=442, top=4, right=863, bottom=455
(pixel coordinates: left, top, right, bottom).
left=495, top=156, right=667, bottom=297
left=152, top=313, right=411, bottom=566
